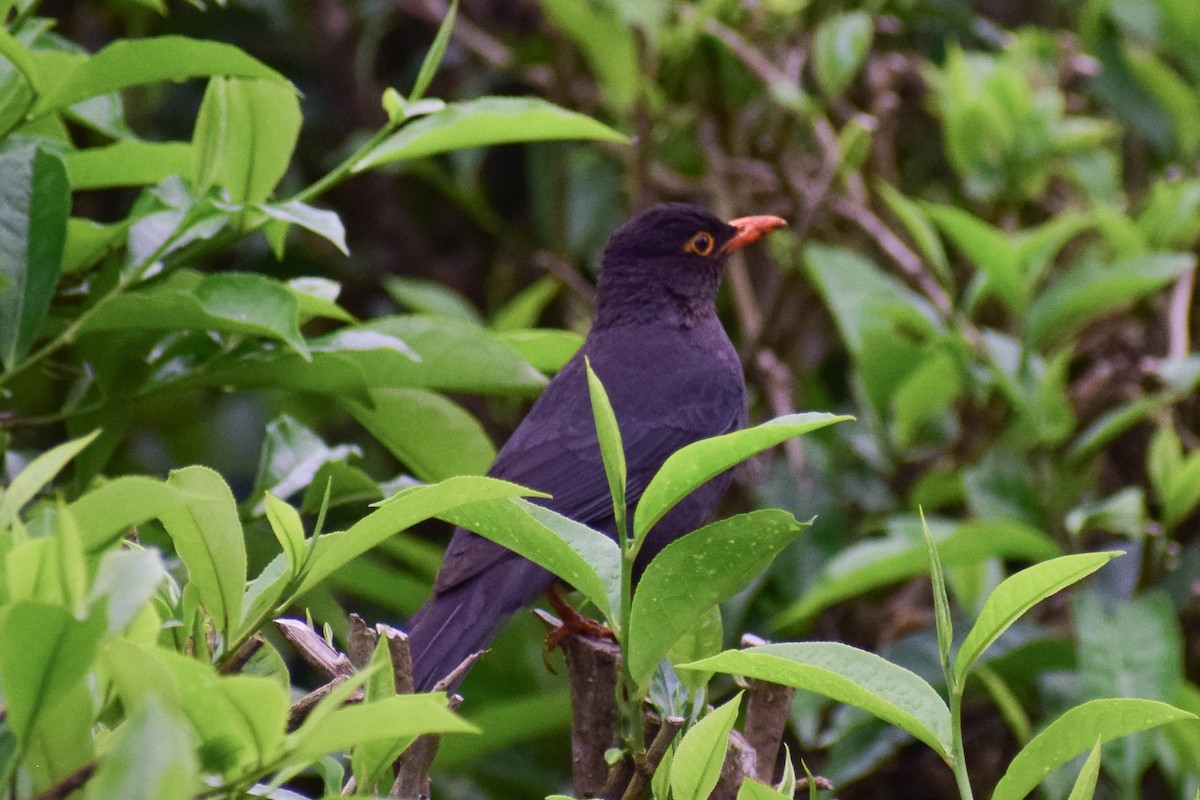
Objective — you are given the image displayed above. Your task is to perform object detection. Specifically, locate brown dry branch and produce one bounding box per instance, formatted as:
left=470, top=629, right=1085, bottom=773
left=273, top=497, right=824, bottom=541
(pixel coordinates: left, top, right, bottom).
left=392, top=694, right=464, bottom=799
left=712, top=729, right=758, bottom=799
left=218, top=634, right=264, bottom=675
left=32, top=762, right=97, bottom=800
left=619, top=715, right=684, bottom=800
left=739, top=634, right=797, bottom=785
left=275, top=618, right=356, bottom=680
left=536, top=609, right=622, bottom=797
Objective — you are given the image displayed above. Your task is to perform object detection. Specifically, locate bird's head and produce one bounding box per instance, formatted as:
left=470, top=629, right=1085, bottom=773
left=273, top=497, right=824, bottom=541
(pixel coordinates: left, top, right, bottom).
left=595, top=202, right=786, bottom=326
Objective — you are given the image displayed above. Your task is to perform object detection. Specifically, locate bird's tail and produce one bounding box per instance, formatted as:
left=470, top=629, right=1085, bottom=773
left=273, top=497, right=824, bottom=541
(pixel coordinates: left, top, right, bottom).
left=407, top=557, right=554, bottom=692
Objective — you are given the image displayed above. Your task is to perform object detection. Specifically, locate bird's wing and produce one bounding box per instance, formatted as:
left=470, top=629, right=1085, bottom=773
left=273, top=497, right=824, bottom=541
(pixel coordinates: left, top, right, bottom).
left=433, top=366, right=744, bottom=593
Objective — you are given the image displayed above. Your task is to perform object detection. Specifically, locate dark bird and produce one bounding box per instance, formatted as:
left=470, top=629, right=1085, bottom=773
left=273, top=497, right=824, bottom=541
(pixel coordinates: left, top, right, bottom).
left=407, top=202, right=787, bottom=691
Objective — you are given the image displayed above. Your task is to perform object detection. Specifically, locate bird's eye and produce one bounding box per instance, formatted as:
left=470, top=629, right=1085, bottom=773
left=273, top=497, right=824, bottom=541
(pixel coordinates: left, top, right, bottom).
left=684, top=231, right=715, bottom=256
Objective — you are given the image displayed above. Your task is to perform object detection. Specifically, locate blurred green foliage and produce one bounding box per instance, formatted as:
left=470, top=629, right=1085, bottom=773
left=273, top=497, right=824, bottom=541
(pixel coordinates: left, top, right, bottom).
left=2, top=0, right=1200, bottom=798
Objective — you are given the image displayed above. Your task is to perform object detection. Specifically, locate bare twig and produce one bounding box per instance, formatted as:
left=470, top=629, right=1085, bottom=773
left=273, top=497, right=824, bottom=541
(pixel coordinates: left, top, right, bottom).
left=827, top=194, right=957, bottom=320
left=392, top=694, right=464, bottom=798
left=33, top=763, right=96, bottom=800
left=218, top=634, right=264, bottom=675
left=431, top=651, right=486, bottom=693
left=619, top=716, right=684, bottom=800
left=275, top=618, right=355, bottom=680
left=380, top=625, right=416, bottom=695
left=712, top=729, right=757, bottom=800
left=534, top=250, right=597, bottom=305
left=288, top=675, right=355, bottom=730
left=348, top=613, right=378, bottom=670
left=536, top=609, right=622, bottom=797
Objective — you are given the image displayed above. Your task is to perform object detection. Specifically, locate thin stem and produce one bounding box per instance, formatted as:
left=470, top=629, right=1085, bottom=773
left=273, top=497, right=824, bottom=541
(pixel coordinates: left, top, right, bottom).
left=950, top=686, right=975, bottom=800
left=290, top=122, right=397, bottom=206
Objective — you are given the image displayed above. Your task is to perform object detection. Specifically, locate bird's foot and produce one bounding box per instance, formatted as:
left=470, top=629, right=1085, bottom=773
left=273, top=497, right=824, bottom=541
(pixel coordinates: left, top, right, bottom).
left=543, top=587, right=614, bottom=653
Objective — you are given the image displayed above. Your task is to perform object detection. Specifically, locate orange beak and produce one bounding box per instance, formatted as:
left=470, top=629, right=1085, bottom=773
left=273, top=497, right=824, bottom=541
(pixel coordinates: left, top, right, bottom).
left=721, top=215, right=788, bottom=254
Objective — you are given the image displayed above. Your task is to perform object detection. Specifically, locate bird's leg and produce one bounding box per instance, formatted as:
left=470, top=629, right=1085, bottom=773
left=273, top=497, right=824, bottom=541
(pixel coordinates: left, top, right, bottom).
left=543, top=587, right=614, bottom=652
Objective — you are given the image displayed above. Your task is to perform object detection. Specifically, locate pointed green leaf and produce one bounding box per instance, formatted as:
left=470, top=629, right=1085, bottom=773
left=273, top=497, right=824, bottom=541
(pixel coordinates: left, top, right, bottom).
left=408, top=0, right=457, bottom=103
left=290, top=693, right=476, bottom=761
left=264, top=493, right=306, bottom=576
left=292, top=476, right=541, bottom=596
left=0, top=602, right=105, bottom=745
left=1066, top=741, right=1102, bottom=800
left=634, top=413, right=851, bottom=551
left=628, top=510, right=805, bottom=690
left=345, top=387, right=496, bottom=481
left=921, top=511, right=954, bottom=686
left=683, top=644, right=952, bottom=759
left=258, top=200, right=348, bottom=256
left=33, top=36, right=289, bottom=116
left=585, top=359, right=628, bottom=542
left=0, top=147, right=69, bottom=369
left=63, top=141, right=192, bottom=190
left=670, top=693, right=742, bottom=800
left=992, top=699, right=1195, bottom=800
left=953, top=551, right=1121, bottom=684
left=353, top=96, right=627, bottom=171
left=738, top=779, right=791, bottom=799
left=191, top=77, right=301, bottom=203
left=70, top=477, right=196, bottom=553
left=439, top=498, right=620, bottom=623
left=0, top=430, right=99, bottom=530
left=87, top=698, right=199, bottom=800
left=157, top=466, right=247, bottom=643
left=812, top=11, right=873, bottom=97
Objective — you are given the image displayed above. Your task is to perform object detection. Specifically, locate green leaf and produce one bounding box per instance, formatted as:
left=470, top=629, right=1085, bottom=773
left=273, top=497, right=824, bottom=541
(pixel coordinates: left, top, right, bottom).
left=62, top=217, right=128, bottom=274
left=1066, top=741, right=1102, bottom=800
left=773, top=519, right=1059, bottom=631
left=538, top=0, right=638, bottom=111
left=738, top=779, right=791, bottom=800
left=70, top=477, right=196, bottom=553
left=292, top=476, right=540, bottom=597
left=289, top=694, right=476, bottom=761
left=258, top=200, right=348, bottom=256
left=1025, top=253, right=1195, bottom=348
left=492, top=329, right=583, bottom=374
left=86, top=548, right=168, bottom=634
left=345, top=387, right=496, bottom=481
left=353, top=96, right=628, bottom=172
left=874, top=180, right=951, bottom=287
left=633, top=413, right=851, bottom=551
left=439, top=498, right=620, bottom=624
left=384, top=276, right=483, bottom=325
left=1124, top=46, right=1200, bottom=156
left=408, top=0, right=457, bottom=104
left=628, top=510, right=805, bottom=690
left=351, top=638, right=403, bottom=793
left=0, top=147, right=69, bottom=369
left=684, top=644, right=952, bottom=759
left=157, top=466, right=248, bottom=644
left=0, top=601, right=105, bottom=745
left=670, top=693, right=742, bottom=800
left=436, top=689, right=572, bottom=769
left=585, top=359, right=628, bottom=542
left=203, top=315, right=548, bottom=398
left=953, top=551, right=1121, bottom=685
left=803, top=244, right=942, bottom=413
left=33, top=36, right=289, bottom=116
left=812, top=11, right=874, bottom=97
left=181, top=675, right=288, bottom=774
left=0, top=430, right=99, bottom=530
left=81, top=270, right=310, bottom=358
left=923, top=202, right=1022, bottom=312
left=264, top=493, right=306, bottom=576
left=62, top=141, right=191, bottom=190
left=87, top=698, right=199, bottom=800
left=921, top=511, right=954, bottom=686
left=491, top=276, right=561, bottom=330
left=991, top=699, right=1195, bottom=800
left=191, top=77, right=301, bottom=203
left=250, top=414, right=358, bottom=507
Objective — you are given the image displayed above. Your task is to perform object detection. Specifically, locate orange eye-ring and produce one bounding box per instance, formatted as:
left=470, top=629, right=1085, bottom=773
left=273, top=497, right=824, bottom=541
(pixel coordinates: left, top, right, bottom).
left=684, top=231, right=715, bottom=256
